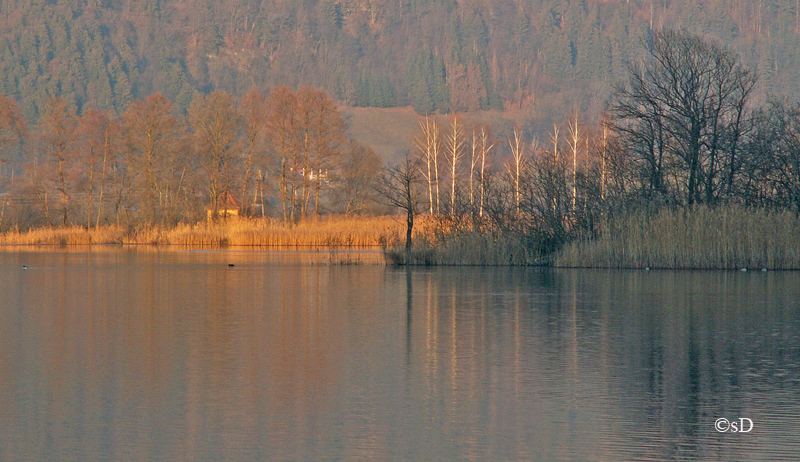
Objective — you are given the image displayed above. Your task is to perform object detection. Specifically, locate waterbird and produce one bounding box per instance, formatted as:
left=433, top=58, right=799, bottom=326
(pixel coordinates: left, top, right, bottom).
left=762, top=267, right=768, bottom=272
left=740, top=267, right=748, bottom=272
left=22, top=265, right=27, bottom=270
left=228, top=263, right=235, bottom=267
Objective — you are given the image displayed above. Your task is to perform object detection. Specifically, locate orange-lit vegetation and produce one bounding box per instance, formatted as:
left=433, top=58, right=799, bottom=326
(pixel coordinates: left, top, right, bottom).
left=0, top=216, right=411, bottom=248
left=156, top=216, right=406, bottom=247
left=4, top=30, right=800, bottom=270
left=0, top=226, right=126, bottom=245
left=0, top=86, right=382, bottom=233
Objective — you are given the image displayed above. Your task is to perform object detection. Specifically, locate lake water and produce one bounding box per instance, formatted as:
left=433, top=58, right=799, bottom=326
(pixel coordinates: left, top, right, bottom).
left=1, top=248, right=799, bottom=461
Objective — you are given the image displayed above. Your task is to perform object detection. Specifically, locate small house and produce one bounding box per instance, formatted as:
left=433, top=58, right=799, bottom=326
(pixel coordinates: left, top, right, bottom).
left=207, top=191, right=242, bottom=220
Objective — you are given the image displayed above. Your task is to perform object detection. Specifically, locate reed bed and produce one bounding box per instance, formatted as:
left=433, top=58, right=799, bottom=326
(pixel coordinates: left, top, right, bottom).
left=225, top=216, right=404, bottom=247
left=557, top=206, right=800, bottom=269
left=0, top=226, right=127, bottom=245
left=383, top=224, right=548, bottom=266
left=0, top=216, right=407, bottom=248
left=174, top=216, right=405, bottom=247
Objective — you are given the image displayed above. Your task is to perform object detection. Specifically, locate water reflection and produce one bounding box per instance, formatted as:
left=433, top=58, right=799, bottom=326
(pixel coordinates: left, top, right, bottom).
left=0, top=250, right=799, bottom=461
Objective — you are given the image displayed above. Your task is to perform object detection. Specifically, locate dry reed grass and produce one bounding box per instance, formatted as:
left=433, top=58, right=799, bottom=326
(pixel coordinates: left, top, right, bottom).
left=384, top=234, right=546, bottom=265
left=185, top=216, right=404, bottom=247
left=0, top=226, right=127, bottom=245
left=557, top=206, right=800, bottom=269
left=383, top=219, right=547, bottom=266
left=0, top=215, right=550, bottom=267
left=0, top=216, right=407, bottom=248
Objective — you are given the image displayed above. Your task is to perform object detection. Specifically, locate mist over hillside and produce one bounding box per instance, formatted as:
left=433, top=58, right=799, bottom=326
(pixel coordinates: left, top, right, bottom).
left=2, top=0, right=799, bottom=124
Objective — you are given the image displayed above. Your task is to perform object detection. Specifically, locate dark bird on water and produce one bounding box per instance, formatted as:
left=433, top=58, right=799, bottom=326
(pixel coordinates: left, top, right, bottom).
left=228, top=264, right=235, bottom=267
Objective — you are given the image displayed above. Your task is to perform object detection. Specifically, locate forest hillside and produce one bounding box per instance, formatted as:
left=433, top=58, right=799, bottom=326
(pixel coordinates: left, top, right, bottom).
left=2, top=0, right=799, bottom=126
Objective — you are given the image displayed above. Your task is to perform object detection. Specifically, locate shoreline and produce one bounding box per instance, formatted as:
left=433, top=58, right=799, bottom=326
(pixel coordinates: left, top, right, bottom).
left=3, top=241, right=795, bottom=271
left=3, top=206, right=800, bottom=270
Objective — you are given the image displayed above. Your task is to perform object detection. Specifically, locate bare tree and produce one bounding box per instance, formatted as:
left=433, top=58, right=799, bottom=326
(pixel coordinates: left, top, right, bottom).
left=375, top=154, right=423, bottom=252
left=506, top=128, right=527, bottom=216
left=111, top=134, right=134, bottom=227
left=599, top=117, right=610, bottom=202
left=20, top=161, right=56, bottom=228
left=304, top=87, right=347, bottom=216
left=469, top=126, right=478, bottom=209
left=294, top=87, right=315, bottom=218
left=265, top=86, right=347, bottom=220
left=743, top=98, right=800, bottom=211
left=239, top=88, right=268, bottom=215
left=38, top=96, right=77, bottom=226
left=567, top=114, right=581, bottom=212
left=265, top=86, right=298, bottom=222
left=477, top=126, right=494, bottom=218
left=524, top=143, right=571, bottom=246
left=413, top=115, right=441, bottom=214
left=122, top=93, right=182, bottom=225
left=189, top=90, right=240, bottom=220
left=444, top=115, right=466, bottom=215
left=77, top=108, right=120, bottom=229
left=610, top=29, right=757, bottom=206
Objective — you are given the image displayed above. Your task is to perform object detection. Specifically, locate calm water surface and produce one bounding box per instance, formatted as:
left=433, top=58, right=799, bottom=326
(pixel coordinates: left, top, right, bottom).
left=1, top=248, right=799, bottom=461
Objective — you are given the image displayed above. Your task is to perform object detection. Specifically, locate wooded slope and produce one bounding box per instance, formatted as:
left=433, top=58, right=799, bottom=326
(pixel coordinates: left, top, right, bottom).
left=2, top=0, right=799, bottom=121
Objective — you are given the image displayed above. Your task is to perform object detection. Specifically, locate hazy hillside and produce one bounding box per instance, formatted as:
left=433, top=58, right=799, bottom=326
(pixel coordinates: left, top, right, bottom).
left=2, top=0, right=800, bottom=123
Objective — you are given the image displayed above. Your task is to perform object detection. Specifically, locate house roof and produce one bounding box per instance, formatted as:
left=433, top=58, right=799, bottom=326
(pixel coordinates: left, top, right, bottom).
left=209, top=191, right=242, bottom=210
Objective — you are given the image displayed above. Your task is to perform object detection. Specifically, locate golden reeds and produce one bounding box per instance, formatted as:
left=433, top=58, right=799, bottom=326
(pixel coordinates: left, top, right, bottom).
left=0, top=226, right=127, bottom=245
left=0, top=216, right=407, bottom=248
left=557, top=205, right=800, bottom=269
left=8, top=208, right=795, bottom=269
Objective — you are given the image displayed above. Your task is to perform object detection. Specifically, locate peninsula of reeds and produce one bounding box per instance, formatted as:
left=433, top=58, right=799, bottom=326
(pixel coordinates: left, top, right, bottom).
left=379, top=214, right=552, bottom=266
left=383, top=231, right=547, bottom=266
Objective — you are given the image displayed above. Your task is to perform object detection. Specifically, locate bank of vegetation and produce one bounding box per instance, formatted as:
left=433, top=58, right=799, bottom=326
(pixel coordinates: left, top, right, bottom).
left=378, top=30, right=800, bottom=268
left=4, top=30, right=800, bottom=270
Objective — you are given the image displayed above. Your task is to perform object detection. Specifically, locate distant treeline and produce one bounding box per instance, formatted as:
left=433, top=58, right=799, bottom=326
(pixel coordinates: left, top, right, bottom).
left=3, top=0, right=800, bottom=122
left=0, top=86, right=382, bottom=231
